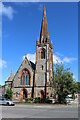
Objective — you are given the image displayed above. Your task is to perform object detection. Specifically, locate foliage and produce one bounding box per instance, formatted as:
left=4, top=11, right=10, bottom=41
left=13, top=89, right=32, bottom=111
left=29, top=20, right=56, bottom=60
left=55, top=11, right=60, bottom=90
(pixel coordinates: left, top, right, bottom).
left=34, top=97, right=52, bottom=104
left=25, top=98, right=33, bottom=103
left=0, top=85, right=5, bottom=88
left=34, top=97, right=40, bottom=103
left=74, top=82, right=80, bottom=94
left=4, top=88, right=13, bottom=100
left=54, top=63, right=76, bottom=104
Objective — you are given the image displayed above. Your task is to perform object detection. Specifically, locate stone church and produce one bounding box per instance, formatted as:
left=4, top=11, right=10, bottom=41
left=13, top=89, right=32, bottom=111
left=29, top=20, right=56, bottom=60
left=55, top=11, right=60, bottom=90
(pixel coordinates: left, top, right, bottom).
left=5, top=7, right=54, bottom=101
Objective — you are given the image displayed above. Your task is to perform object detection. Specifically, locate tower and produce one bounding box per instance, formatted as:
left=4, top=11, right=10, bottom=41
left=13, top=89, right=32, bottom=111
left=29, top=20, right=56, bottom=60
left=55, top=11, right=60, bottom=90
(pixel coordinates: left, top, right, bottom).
left=34, top=7, right=54, bottom=98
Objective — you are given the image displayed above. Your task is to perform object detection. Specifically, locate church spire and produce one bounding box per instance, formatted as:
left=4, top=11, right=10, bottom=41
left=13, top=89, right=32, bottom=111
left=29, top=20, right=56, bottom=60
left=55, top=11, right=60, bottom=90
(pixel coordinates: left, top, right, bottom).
left=40, top=6, right=50, bottom=44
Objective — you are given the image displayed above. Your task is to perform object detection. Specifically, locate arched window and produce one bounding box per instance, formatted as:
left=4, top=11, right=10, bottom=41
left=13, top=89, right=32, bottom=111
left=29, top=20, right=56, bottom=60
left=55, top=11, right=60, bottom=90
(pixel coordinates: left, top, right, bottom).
left=20, top=76, right=22, bottom=85
left=26, top=76, right=27, bottom=85
left=41, top=48, right=45, bottom=59
left=42, top=65, right=43, bottom=70
left=46, top=38, right=47, bottom=43
left=19, top=69, right=30, bottom=86
left=23, top=75, right=25, bottom=85
left=42, top=39, right=44, bottom=43
left=16, top=92, right=18, bottom=97
left=28, top=75, right=30, bottom=85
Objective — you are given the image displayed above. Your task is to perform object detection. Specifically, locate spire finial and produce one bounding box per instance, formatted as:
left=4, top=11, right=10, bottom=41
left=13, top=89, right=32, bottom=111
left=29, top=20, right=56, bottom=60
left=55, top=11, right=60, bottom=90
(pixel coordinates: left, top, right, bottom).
left=51, top=40, right=53, bottom=49
left=25, top=54, right=27, bottom=59
left=36, top=37, right=39, bottom=45
left=43, top=6, right=46, bottom=16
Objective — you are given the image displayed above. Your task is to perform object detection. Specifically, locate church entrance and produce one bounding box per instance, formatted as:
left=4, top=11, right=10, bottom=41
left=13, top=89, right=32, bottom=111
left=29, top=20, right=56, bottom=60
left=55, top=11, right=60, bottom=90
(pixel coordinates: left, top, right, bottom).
left=23, top=88, right=27, bottom=99
left=39, top=90, right=45, bottom=99
left=20, top=88, right=27, bottom=101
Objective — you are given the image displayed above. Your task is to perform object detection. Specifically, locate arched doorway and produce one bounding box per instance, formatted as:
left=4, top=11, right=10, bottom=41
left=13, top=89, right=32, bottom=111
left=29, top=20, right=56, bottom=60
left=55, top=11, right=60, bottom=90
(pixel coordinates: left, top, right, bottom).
left=39, top=90, right=44, bottom=99
left=23, top=88, right=27, bottom=99
left=20, top=88, right=28, bottom=101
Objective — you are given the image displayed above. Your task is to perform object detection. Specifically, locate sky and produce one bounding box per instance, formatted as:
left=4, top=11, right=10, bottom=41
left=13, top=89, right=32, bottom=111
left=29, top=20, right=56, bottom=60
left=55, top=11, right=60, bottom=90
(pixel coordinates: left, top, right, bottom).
left=1, top=2, right=78, bottom=85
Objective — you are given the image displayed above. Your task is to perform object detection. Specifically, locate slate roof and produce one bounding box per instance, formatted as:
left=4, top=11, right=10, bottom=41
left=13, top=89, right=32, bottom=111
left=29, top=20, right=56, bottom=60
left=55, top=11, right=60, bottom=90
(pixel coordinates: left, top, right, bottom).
left=30, top=61, right=36, bottom=70
left=6, top=73, right=15, bottom=82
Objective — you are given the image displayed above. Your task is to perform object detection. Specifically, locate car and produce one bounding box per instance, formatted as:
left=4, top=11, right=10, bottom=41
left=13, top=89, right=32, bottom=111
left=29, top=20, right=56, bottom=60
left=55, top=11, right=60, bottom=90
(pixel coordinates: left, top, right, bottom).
left=0, top=98, right=15, bottom=106
left=65, top=97, right=73, bottom=104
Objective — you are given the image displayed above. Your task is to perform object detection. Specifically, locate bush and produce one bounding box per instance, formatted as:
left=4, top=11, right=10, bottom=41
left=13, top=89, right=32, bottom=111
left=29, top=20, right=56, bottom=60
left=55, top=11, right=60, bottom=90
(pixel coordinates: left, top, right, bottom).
left=45, top=99, right=52, bottom=104
left=4, top=88, right=13, bottom=100
left=34, top=97, right=40, bottom=103
left=25, top=98, right=33, bottom=103
left=34, top=97, right=52, bottom=104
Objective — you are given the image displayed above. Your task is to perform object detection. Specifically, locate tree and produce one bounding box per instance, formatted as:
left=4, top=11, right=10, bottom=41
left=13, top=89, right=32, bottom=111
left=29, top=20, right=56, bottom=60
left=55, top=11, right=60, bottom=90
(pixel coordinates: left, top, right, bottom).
left=4, top=88, right=13, bottom=100
left=74, top=82, right=80, bottom=94
left=54, top=63, right=75, bottom=104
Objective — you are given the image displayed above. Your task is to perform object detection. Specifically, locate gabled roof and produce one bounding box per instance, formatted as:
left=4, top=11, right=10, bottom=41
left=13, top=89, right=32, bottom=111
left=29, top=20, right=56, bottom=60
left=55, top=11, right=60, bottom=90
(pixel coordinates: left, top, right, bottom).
left=13, top=55, right=35, bottom=81
left=29, top=61, right=36, bottom=70
left=5, top=73, right=15, bottom=82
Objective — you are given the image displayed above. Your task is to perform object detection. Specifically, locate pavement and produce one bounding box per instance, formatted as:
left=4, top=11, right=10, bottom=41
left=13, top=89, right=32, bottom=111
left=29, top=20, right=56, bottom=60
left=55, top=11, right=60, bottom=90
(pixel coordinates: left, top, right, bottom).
left=1, top=98, right=79, bottom=119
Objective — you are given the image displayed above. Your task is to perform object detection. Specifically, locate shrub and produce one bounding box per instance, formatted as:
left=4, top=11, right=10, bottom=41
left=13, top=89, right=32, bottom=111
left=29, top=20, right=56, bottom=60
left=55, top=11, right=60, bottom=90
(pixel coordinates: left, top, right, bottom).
left=25, top=98, right=33, bottom=103
left=34, top=97, right=40, bottom=103
left=45, top=99, right=52, bottom=104
left=34, top=97, right=52, bottom=104
left=4, top=88, right=13, bottom=100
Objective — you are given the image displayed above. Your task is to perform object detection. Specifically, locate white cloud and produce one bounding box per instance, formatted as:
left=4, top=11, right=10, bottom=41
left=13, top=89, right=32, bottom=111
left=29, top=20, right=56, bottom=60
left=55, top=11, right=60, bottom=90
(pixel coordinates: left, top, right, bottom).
left=53, top=54, right=62, bottom=64
left=23, top=52, right=77, bottom=65
left=53, top=54, right=77, bottom=64
left=32, top=0, right=40, bottom=2
left=73, top=75, right=75, bottom=80
left=55, top=52, right=64, bottom=57
left=0, top=3, right=15, bottom=20
left=23, top=53, right=36, bottom=64
left=63, top=57, right=77, bottom=63
left=0, top=59, right=7, bottom=69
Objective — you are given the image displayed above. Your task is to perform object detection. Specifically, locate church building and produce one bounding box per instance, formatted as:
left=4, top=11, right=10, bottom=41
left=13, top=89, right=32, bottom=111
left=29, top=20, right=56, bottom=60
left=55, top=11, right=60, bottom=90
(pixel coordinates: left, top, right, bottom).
left=5, top=7, right=54, bottom=102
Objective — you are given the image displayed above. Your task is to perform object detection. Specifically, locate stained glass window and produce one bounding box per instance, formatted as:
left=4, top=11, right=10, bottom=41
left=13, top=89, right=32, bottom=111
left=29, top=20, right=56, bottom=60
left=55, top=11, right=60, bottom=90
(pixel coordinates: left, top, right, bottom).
left=23, top=76, right=25, bottom=85
left=26, top=76, right=27, bottom=85
left=20, top=76, right=22, bottom=85
left=28, top=75, right=30, bottom=85
left=20, top=69, right=30, bottom=86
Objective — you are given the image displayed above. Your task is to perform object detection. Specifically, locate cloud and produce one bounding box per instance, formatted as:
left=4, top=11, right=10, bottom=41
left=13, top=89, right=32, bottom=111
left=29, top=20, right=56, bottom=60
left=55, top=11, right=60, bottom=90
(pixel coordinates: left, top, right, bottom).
left=63, top=57, right=77, bottom=63
left=53, top=54, right=77, bottom=64
left=73, top=75, right=75, bottom=80
left=23, top=52, right=77, bottom=65
left=32, top=0, right=40, bottom=2
left=53, top=54, right=62, bottom=64
left=0, top=3, right=15, bottom=20
left=55, top=52, right=64, bottom=57
left=23, top=53, right=36, bottom=64
left=0, top=59, right=7, bottom=69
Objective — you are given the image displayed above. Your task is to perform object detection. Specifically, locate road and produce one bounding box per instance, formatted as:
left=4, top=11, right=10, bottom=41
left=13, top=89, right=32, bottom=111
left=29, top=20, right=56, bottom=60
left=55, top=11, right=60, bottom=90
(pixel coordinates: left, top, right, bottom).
left=1, top=98, right=78, bottom=119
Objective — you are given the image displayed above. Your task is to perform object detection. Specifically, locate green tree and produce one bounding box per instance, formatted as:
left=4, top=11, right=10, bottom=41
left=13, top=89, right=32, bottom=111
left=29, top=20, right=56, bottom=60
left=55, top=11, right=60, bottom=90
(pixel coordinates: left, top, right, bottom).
left=4, top=88, right=13, bottom=100
left=54, top=63, right=75, bottom=104
left=74, top=82, right=80, bottom=94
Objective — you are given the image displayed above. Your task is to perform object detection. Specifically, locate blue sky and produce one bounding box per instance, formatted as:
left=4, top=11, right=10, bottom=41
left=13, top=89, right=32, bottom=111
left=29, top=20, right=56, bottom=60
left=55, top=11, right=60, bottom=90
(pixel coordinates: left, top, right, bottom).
left=1, top=2, right=78, bottom=85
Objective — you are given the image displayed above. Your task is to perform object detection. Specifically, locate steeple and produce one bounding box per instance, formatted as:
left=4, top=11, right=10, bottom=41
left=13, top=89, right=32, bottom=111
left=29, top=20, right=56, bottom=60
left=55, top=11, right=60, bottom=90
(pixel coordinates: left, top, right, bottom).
left=40, top=6, right=50, bottom=44
left=51, top=40, right=53, bottom=49
left=36, top=37, right=39, bottom=46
